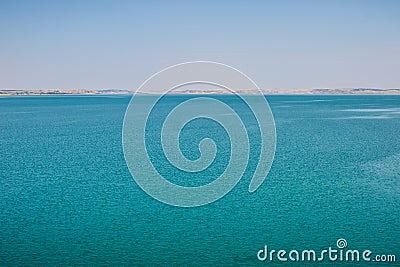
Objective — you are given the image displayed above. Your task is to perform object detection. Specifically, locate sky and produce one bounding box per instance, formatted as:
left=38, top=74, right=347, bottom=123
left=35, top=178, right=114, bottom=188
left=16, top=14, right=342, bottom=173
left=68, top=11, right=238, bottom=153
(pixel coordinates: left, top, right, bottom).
left=0, top=0, right=399, bottom=90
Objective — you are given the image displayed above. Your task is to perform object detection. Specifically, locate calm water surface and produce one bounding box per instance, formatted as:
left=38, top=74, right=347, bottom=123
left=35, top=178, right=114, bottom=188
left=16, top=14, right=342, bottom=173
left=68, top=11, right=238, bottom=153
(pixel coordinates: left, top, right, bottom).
left=0, top=95, right=399, bottom=266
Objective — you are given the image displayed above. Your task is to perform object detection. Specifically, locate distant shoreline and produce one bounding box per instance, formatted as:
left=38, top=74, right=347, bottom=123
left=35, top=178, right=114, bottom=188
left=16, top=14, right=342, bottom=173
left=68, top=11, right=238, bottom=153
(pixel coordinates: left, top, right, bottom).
left=1, top=88, right=400, bottom=96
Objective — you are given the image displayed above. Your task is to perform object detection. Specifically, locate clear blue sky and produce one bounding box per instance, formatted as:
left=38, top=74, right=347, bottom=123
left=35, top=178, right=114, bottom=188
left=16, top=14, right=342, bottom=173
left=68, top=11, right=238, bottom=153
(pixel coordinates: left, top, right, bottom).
left=0, top=0, right=399, bottom=89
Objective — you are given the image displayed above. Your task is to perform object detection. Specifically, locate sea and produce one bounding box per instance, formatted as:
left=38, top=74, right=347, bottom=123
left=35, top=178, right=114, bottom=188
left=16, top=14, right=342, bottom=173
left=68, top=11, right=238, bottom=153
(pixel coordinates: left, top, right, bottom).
left=0, top=95, right=399, bottom=266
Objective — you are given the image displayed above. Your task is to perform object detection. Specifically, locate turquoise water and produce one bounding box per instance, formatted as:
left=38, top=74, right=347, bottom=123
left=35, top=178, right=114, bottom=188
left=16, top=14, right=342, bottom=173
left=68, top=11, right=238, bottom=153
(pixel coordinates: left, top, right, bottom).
left=0, top=95, right=399, bottom=266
